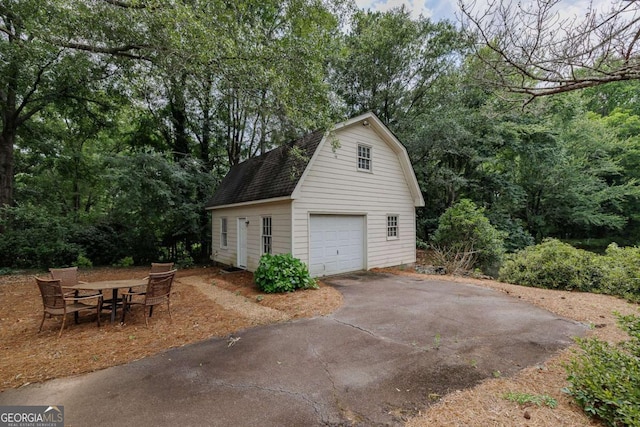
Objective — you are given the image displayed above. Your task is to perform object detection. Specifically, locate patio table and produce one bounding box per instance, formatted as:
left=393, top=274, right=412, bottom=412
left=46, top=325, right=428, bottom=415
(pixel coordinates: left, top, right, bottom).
left=71, top=279, right=146, bottom=323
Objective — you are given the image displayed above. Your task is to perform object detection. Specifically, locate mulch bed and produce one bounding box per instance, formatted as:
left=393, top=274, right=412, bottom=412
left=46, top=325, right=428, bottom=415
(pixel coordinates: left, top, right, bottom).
left=0, top=266, right=342, bottom=391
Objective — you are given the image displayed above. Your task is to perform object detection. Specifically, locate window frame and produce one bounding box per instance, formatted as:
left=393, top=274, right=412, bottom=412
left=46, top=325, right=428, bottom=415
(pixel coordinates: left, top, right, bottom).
left=357, top=144, right=372, bottom=172
left=386, top=214, right=399, bottom=240
left=261, top=216, right=273, bottom=254
left=220, top=217, right=228, bottom=248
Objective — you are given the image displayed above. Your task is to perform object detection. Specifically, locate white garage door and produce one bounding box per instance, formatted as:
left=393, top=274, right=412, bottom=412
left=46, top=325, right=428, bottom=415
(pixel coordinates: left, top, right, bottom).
left=309, top=215, right=365, bottom=276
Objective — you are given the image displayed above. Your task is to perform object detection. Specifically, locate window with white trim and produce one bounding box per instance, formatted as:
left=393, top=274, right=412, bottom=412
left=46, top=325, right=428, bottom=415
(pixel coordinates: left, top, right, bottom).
left=220, top=217, right=228, bottom=248
left=357, top=144, right=372, bottom=171
left=261, top=216, right=272, bottom=254
left=387, top=215, right=398, bottom=239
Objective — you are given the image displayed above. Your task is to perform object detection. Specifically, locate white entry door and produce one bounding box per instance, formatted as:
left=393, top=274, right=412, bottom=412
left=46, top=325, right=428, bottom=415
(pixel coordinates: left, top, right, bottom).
left=237, top=218, right=248, bottom=269
left=309, top=215, right=365, bottom=276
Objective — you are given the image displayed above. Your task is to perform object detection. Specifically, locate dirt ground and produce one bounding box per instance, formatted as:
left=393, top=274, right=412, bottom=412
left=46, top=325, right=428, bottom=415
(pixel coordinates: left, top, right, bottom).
left=0, top=266, right=342, bottom=391
left=1, top=262, right=639, bottom=427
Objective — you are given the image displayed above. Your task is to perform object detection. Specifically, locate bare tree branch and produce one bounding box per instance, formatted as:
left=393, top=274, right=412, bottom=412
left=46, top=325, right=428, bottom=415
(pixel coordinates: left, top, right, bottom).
left=459, top=0, right=640, bottom=101
left=101, top=0, right=148, bottom=9
left=57, top=41, right=151, bottom=60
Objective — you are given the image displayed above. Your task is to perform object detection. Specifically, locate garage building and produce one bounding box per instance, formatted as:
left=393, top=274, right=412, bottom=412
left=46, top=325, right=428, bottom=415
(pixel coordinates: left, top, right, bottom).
left=205, top=112, right=424, bottom=277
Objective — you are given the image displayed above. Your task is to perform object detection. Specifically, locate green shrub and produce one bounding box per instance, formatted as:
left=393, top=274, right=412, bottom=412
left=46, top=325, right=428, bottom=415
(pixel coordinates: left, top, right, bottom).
left=499, top=238, right=601, bottom=292
left=68, top=224, right=128, bottom=266
left=74, top=254, right=93, bottom=268
left=565, top=313, right=640, bottom=426
left=255, top=253, right=317, bottom=294
left=487, top=211, right=535, bottom=253
left=0, top=205, right=82, bottom=268
left=598, top=244, right=640, bottom=302
left=176, top=255, right=194, bottom=268
left=500, top=239, right=640, bottom=299
left=431, top=199, right=506, bottom=275
left=416, top=238, right=429, bottom=250
left=115, top=256, right=135, bottom=267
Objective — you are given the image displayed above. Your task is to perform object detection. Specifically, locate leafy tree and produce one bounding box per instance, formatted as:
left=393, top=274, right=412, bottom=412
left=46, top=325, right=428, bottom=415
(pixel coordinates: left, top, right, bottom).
left=332, top=6, right=465, bottom=127
left=1, top=1, right=90, bottom=206
left=431, top=199, right=506, bottom=274
left=105, top=151, right=215, bottom=263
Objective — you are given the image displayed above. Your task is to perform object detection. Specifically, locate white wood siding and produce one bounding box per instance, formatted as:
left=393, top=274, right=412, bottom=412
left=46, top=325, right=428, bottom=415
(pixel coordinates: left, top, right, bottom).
left=210, top=201, right=292, bottom=271
left=293, top=125, right=417, bottom=270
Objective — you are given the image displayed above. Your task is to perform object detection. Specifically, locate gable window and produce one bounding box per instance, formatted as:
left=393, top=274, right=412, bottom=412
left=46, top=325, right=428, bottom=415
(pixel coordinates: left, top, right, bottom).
left=357, top=144, right=372, bottom=171
left=220, top=217, right=228, bottom=248
left=261, top=216, right=272, bottom=254
left=387, top=215, right=398, bottom=239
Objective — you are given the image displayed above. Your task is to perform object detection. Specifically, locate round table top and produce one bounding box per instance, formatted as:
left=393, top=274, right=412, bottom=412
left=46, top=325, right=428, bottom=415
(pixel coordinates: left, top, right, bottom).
left=70, top=279, right=147, bottom=291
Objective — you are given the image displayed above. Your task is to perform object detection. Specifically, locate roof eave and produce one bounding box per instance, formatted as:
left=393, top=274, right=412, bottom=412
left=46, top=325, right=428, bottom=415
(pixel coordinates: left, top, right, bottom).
left=205, top=196, right=294, bottom=211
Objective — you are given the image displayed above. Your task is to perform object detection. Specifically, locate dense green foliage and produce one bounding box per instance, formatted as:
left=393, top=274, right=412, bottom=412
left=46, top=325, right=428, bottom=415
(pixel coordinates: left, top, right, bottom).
left=499, top=239, right=600, bottom=292
left=254, top=253, right=318, bottom=294
left=2, top=2, right=640, bottom=269
left=565, top=313, right=640, bottom=427
left=596, top=244, right=640, bottom=302
left=500, top=239, right=640, bottom=301
left=431, top=199, right=506, bottom=274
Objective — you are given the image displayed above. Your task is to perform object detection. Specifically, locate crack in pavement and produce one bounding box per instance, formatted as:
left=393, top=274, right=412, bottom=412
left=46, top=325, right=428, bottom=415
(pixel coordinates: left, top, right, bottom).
left=330, top=318, right=423, bottom=351
left=201, top=378, right=328, bottom=421
left=330, top=318, right=379, bottom=338
left=307, top=339, right=352, bottom=426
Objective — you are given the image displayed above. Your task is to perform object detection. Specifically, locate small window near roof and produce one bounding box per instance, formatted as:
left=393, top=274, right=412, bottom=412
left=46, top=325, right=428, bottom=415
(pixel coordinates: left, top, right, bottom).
left=357, top=144, right=372, bottom=171
left=220, top=217, right=228, bottom=248
left=262, top=216, right=272, bottom=254
left=387, top=215, right=398, bottom=239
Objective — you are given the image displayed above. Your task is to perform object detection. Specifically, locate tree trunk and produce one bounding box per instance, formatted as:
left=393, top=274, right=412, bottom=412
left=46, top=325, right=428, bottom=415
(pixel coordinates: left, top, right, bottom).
left=0, top=130, right=15, bottom=208
left=170, top=98, right=189, bottom=159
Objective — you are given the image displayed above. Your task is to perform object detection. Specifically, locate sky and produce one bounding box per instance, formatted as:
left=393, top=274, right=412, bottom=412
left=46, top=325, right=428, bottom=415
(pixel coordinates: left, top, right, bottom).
left=354, top=0, right=457, bottom=21
left=353, top=0, right=616, bottom=24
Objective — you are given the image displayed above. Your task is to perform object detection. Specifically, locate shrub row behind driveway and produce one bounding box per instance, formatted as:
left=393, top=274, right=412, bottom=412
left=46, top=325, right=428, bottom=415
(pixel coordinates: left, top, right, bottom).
left=499, top=238, right=640, bottom=302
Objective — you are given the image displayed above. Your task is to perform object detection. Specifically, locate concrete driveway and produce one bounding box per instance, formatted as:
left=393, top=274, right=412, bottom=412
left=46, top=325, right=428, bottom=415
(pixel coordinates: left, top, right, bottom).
left=0, top=273, right=585, bottom=426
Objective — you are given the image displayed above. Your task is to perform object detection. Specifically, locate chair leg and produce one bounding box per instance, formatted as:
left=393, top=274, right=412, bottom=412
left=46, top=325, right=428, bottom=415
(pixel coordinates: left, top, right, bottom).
left=167, top=300, right=172, bottom=322
left=144, top=307, right=149, bottom=328
left=58, top=314, right=67, bottom=338
left=96, top=300, right=102, bottom=328
left=121, top=298, right=128, bottom=324
left=74, top=311, right=79, bottom=324
left=149, top=305, right=154, bottom=318
left=39, top=313, right=46, bottom=333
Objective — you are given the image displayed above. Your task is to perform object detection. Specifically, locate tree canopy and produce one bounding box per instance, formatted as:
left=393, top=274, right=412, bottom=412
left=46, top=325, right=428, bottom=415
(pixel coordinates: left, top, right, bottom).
left=2, top=0, right=640, bottom=268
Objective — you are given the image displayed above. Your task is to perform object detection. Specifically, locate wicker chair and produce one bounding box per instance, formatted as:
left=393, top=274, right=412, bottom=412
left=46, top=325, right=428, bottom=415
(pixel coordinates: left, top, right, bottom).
left=121, top=270, right=177, bottom=326
left=150, top=262, right=175, bottom=273
left=36, top=277, right=103, bottom=337
left=125, top=262, right=176, bottom=299
left=49, top=266, right=87, bottom=287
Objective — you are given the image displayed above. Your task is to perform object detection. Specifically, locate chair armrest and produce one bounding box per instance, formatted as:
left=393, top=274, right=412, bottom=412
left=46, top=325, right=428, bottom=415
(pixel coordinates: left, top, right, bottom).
left=78, top=280, right=88, bottom=285
left=61, top=287, right=77, bottom=297
left=64, top=293, right=103, bottom=302
left=121, top=290, right=145, bottom=297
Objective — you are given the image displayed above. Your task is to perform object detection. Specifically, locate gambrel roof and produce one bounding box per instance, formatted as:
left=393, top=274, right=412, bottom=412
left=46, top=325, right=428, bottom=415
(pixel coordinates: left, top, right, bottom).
left=205, top=112, right=424, bottom=210
left=205, top=130, right=324, bottom=208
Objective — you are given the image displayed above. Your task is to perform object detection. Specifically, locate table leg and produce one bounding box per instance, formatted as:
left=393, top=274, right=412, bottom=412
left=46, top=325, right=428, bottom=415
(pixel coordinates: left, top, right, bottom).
left=111, top=289, right=118, bottom=323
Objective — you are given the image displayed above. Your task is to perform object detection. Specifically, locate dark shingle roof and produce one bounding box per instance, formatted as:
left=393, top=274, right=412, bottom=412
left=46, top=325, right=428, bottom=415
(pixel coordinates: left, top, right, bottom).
left=205, top=130, right=325, bottom=208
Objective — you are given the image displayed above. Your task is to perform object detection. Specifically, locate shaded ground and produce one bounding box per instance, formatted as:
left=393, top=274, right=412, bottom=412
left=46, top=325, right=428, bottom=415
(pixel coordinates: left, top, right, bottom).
left=1, top=272, right=584, bottom=427
left=390, top=269, right=639, bottom=427
left=1, top=263, right=638, bottom=426
left=0, top=266, right=342, bottom=391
